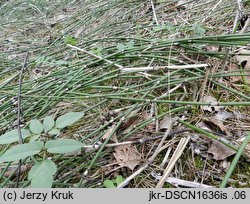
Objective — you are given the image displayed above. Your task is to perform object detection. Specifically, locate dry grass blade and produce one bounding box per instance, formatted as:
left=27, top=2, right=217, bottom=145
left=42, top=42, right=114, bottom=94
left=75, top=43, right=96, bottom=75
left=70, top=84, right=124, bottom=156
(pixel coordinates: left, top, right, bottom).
left=156, top=136, right=191, bottom=188
left=151, top=172, right=213, bottom=188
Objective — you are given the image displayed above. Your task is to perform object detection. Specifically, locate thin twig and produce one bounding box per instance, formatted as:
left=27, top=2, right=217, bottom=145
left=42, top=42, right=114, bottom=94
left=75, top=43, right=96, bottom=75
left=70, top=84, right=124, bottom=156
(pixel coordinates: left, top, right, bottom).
left=232, top=0, right=243, bottom=32
left=151, top=172, right=212, bottom=188
left=202, top=0, right=223, bottom=23
left=16, top=52, right=29, bottom=188
left=67, top=44, right=123, bottom=69
left=84, top=129, right=189, bottom=150
left=121, top=64, right=209, bottom=73
left=156, top=136, right=190, bottom=188
left=151, top=0, right=159, bottom=26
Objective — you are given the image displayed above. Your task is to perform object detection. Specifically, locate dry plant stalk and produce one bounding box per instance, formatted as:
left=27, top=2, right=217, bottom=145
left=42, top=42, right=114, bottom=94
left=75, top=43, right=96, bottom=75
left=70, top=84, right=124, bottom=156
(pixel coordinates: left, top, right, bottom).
left=156, top=136, right=190, bottom=188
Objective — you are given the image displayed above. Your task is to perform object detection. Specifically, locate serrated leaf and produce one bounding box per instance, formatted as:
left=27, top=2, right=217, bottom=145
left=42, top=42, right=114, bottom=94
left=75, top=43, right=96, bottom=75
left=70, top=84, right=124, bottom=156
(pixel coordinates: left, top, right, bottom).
left=45, top=139, right=83, bottom=154
left=104, top=180, right=115, bottom=188
left=0, top=141, right=44, bottom=163
left=28, top=160, right=57, bottom=180
left=48, top=128, right=60, bottom=136
left=115, top=175, right=124, bottom=185
left=0, top=129, right=31, bottom=144
left=29, top=119, right=44, bottom=134
left=55, top=112, right=84, bottom=129
left=43, top=116, right=54, bottom=132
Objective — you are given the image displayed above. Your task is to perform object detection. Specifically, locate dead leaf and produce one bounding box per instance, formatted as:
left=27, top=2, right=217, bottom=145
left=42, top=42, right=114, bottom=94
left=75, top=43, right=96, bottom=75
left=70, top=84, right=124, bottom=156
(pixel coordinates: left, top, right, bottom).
left=102, top=124, right=118, bottom=143
left=122, top=111, right=154, bottom=136
left=203, top=117, right=231, bottom=136
left=113, top=144, right=141, bottom=170
left=229, top=63, right=243, bottom=83
left=201, top=45, right=219, bottom=52
left=214, top=110, right=234, bottom=122
left=197, top=121, right=212, bottom=132
left=236, top=137, right=250, bottom=162
left=201, top=95, right=223, bottom=112
left=119, top=108, right=143, bottom=134
left=120, top=115, right=140, bottom=134
left=220, top=159, right=231, bottom=171
left=55, top=101, right=72, bottom=108
left=243, top=143, right=250, bottom=162
left=46, top=14, right=69, bottom=26
left=144, top=113, right=155, bottom=132
left=235, top=49, right=250, bottom=69
left=208, top=140, right=236, bottom=160
left=234, top=49, right=250, bottom=84
left=159, top=116, right=172, bottom=130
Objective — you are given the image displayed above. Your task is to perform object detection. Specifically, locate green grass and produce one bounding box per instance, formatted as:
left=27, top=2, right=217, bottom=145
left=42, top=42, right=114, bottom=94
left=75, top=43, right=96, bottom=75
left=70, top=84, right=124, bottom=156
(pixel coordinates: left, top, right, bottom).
left=0, top=0, right=249, bottom=188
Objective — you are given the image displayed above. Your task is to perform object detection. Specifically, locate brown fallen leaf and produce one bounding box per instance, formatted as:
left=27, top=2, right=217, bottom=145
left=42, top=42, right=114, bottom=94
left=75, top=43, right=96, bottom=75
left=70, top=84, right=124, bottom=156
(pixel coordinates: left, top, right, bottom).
left=159, top=116, right=172, bottom=130
left=201, top=95, right=223, bottom=112
left=197, top=121, right=212, bottom=132
left=122, top=111, right=154, bottom=140
left=203, top=117, right=231, bottom=136
left=46, top=14, right=69, bottom=26
left=236, top=137, right=250, bottom=162
left=235, top=48, right=250, bottom=84
left=207, top=140, right=236, bottom=161
left=220, top=159, right=231, bottom=171
left=214, top=110, right=234, bottom=122
left=113, top=144, right=141, bottom=170
left=201, top=45, right=219, bottom=52
left=102, top=124, right=118, bottom=143
left=119, top=113, right=142, bottom=134
left=229, top=63, right=243, bottom=83
left=235, top=49, right=250, bottom=69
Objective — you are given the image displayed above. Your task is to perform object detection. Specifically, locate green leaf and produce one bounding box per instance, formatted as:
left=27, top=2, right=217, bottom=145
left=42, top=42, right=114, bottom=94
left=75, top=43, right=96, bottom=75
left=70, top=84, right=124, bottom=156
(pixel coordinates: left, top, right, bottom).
left=125, top=40, right=134, bottom=49
left=104, top=180, right=115, bottom=188
left=29, top=119, right=44, bottom=134
left=115, top=175, right=124, bottom=185
left=0, top=129, right=31, bottom=144
left=48, top=128, right=60, bottom=136
left=116, top=43, right=125, bottom=52
left=192, top=24, right=206, bottom=37
left=55, top=112, right=84, bottom=129
left=0, top=141, right=44, bottom=163
left=28, top=159, right=57, bottom=179
left=92, top=46, right=103, bottom=56
left=64, top=35, right=77, bottom=46
left=28, top=159, right=57, bottom=187
left=30, top=173, right=54, bottom=188
left=45, top=139, right=83, bottom=154
left=29, top=134, right=40, bottom=142
left=152, top=25, right=162, bottom=32
left=43, top=116, right=54, bottom=132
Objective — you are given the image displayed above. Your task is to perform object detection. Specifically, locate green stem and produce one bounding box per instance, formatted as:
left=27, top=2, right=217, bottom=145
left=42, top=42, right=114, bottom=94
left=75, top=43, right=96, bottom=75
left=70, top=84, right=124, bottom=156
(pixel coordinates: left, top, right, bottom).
left=220, top=133, right=250, bottom=188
